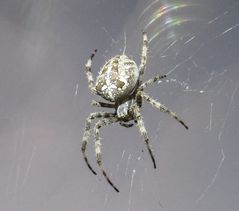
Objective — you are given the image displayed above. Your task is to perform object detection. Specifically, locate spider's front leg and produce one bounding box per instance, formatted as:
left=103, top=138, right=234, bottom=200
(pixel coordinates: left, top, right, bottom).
left=133, top=104, right=156, bottom=169
left=138, top=91, right=189, bottom=130
left=94, top=117, right=120, bottom=192
left=119, top=122, right=134, bottom=128
left=82, top=112, right=115, bottom=176
left=85, top=49, right=97, bottom=94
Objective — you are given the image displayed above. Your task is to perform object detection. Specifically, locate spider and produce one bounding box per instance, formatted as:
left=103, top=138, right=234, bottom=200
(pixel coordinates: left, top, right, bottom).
left=82, top=32, right=188, bottom=193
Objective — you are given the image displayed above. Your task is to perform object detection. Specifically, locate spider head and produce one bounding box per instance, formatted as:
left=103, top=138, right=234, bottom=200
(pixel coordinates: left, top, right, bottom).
left=95, top=55, right=139, bottom=102
left=116, top=99, right=134, bottom=120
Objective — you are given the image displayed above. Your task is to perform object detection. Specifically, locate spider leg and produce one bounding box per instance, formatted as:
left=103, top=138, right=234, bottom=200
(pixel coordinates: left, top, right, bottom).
left=94, top=117, right=120, bottom=192
left=133, top=104, right=156, bottom=169
left=138, top=91, right=189, bottom=130
left=119, top=122, right=134, bottom=128
left=85, top=49, right=97, bottom=94
left=82, top=112, right=115, bottom=175
left=139, top=32, right=148, bottom=81
left=136, top=94, right=143, bottom=108
left=139, top=74, right=167, bottom=90
left=91, top=100, right=115, bottom=108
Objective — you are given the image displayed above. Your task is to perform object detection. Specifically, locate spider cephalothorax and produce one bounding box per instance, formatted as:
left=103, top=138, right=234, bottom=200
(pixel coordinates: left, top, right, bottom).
left=82, top=32, right=188, bottom=193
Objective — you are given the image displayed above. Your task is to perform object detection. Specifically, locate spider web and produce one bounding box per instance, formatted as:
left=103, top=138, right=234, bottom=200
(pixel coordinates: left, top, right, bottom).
left=99, top=1, right=239, bottom=210
left=0, top=0, right=238, bottom=211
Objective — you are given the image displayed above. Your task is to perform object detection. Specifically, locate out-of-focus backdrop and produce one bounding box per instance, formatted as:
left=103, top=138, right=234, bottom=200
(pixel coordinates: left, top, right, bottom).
left=0, top=0, right=239, bottom=210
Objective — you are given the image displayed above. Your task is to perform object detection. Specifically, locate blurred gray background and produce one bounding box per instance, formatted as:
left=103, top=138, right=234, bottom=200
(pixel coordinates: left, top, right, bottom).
left=0, top=0, right=239, bottom=210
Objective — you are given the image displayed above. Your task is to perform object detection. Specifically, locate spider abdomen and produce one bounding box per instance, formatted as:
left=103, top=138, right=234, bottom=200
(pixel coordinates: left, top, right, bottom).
left=95, top=55, right=139, bottom=102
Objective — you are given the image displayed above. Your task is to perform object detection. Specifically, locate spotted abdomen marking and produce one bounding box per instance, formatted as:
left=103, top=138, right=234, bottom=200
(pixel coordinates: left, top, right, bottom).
left=95, top=55, right=139, bottom=102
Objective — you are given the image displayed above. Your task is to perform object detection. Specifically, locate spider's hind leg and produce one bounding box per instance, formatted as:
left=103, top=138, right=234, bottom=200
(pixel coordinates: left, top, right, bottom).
left=139, top=74, right=167, bottom=90
left=94, top=117, right=120, bottom=192
left=85, top=49, right=97, bottom=94
left=139, top=32, right=148, bottom=81
left=91, top=100, right=115, bottom=108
